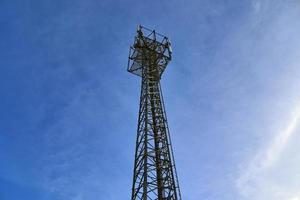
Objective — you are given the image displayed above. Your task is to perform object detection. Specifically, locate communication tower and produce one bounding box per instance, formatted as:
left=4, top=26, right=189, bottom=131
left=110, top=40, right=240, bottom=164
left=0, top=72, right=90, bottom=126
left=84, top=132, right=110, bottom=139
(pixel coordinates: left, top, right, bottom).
left=127, top=25, right=182, bottom=200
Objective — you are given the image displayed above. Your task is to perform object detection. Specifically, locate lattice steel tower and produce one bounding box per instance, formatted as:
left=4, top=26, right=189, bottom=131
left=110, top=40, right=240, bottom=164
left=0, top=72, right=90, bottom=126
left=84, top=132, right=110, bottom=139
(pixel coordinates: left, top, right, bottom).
left=127, top=25, right=182, bottom=200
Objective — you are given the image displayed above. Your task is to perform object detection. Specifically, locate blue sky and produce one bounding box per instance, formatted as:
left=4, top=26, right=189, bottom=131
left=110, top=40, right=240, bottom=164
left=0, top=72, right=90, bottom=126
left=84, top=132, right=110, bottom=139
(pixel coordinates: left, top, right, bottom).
left=0, top=0, right=300, bottom=199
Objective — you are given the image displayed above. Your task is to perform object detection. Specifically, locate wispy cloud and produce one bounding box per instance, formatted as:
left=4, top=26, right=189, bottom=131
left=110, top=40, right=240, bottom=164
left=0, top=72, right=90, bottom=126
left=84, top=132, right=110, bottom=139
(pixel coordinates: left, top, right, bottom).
left=263, top=106, right=300, bottom=168
left=233, top=1, right=300, bottom=199
left=236, top=102, right=300, bottom=199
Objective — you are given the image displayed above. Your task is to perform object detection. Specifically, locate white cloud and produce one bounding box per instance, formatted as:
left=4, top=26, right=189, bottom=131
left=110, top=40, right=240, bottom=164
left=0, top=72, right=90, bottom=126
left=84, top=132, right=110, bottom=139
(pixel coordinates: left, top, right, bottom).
left=236, top=103, right=300, bottom=199
left=289, top=197, right=300, bottom=200
left=263, top=106, right=300, bottom=168
left=233, top=0, right=300, bottom=199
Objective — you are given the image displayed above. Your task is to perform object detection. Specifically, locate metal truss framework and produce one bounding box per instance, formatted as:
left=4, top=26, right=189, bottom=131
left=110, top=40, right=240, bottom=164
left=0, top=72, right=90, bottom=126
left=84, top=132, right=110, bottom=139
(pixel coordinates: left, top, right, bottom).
left=127, top=25, right=182, bottom=200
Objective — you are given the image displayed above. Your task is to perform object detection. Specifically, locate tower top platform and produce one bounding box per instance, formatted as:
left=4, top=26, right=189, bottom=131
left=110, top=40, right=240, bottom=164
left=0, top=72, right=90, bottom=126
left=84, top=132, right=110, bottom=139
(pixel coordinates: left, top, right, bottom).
left=127, top=25, right=172, bottom=79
